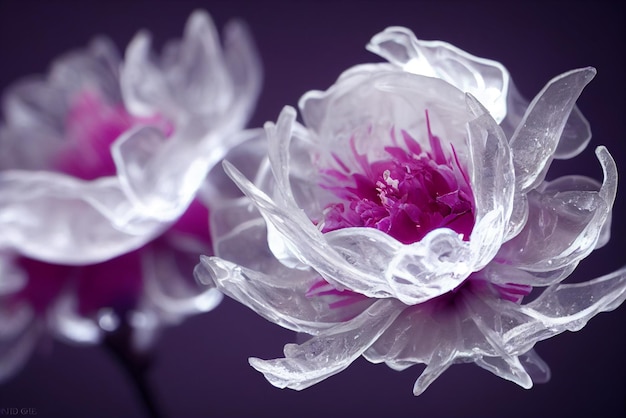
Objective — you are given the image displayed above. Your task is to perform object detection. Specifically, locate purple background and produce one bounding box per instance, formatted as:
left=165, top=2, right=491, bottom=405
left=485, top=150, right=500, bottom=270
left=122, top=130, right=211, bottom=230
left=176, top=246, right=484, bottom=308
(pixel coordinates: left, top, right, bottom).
left=0, top=1, right=624, bottom=417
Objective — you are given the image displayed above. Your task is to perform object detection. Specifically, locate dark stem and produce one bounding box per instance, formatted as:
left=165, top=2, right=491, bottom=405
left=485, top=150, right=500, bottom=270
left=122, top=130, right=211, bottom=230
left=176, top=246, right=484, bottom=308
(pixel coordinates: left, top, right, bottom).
left=103, top=321, right=163, bottom=418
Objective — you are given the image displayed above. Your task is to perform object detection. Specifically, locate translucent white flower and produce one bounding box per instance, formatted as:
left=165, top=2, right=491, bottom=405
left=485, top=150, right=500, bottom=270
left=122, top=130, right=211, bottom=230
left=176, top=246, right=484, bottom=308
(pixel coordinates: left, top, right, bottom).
left=0, top=10, right=261, bottom=381
left=195, top=27, right=626, bottom=395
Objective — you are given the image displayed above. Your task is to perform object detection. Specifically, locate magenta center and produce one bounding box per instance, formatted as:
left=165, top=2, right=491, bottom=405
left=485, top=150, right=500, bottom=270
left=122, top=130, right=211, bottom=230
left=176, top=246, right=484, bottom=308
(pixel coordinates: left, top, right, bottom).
left=319, top=116, right=475, bottom=245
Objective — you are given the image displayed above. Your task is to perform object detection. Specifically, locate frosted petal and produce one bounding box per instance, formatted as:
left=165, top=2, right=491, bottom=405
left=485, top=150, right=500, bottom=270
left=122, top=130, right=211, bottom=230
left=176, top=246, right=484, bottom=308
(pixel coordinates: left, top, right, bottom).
left=248, top=299, right=403, bottom=390
left=474, top=355, right=532, bottom=389
left=120, top=31, right=172, bottom=118
left=142, top=245, right=223, bottom=317
left=222, top=19, right=263, bottom=127
left=329, top=227, right=471, bottom=304
left=496, top=147, right=616, bottom=272
left=164, top=10, right=230, bottom=116
left=519, top=349, right=551, bottom=384
left=196, top=255, right=373, bottom=334
left=509, top=67, right=596, bottom=192
left=366, top=27, right=510, bottom=123
left=465, top=94, right=515, bottom=268
left=554, top=106, right=592, bottom=159
left=478, top=262, right=577, bottom=288
left=520, top=266, right=626, bottom=332
left=412, top=350, right=454, bottom=395
left=0, top=170, right=162, bottom=263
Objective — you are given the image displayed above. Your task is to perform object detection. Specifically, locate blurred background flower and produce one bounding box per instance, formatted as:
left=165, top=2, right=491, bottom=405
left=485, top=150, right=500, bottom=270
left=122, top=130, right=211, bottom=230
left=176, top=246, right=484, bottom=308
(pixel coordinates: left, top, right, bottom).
left=0, top=6, right=261, bottom=417
left=0, top=1, right=624, bottom=417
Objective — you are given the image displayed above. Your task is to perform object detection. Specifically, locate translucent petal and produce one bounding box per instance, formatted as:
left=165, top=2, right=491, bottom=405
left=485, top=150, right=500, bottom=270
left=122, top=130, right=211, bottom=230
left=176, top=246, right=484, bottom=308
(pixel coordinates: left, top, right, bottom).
left=197, top=255, right=374, bottom=334
left=474, top=355, right=532, bottom=389
left=162, top=10, right=231, bottom=116
left=330, top=227, right=472, bottom=304
left=366, top=27, right=510, bottom=123
left=142, top=244, right=223, bottom=317
left=518, top=349, right=551, bottom=384
left=509, top=67, right=596, bottom=192
left=221, top=19, right=263, bottom=128
left=224, top=161, right=474, bottom=305
left=465, top=94, right=515, bottom=268
left=518, top=266, right=626, bottom=333
left=2, top=79, right=68, bottom=133
left=0, top=170, right=162, bottom=263
left=483, top=77, right=592, bottom=162
left=120, top=31, right=173, bottom=118
left=248, top=299, right=403, bottom=390
left=412, top=349, right=455, bottom=395
left=299, top=70, right=471, bottom=154
left=478, top=262, right=578, bottom=288
left=554, top=106, right=592, bottom=160
left=496, top=147, right=616, bottom=272
left=49, top=37, right=122, bottom=104
left=504, top=192, right=528, bottom=242
left=112, top=125, right=204, bottom=219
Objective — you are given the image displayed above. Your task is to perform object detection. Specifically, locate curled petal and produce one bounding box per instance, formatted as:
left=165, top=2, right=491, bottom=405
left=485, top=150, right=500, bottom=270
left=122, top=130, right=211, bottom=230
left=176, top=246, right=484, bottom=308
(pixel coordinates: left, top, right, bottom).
left=248, top=298, right=404, bottom=390
left=366, top=27, right=510, bottom=123
left=196, top=255, right=372, bottom=335
left=510, top=67, right=596, bottom=192
left=143, top=245, right=223, bottom=317
left=120, top=31, right=173, bottom=118
left=465, top=94, right=515, bottom=268
left=0, top=170, right=162, bottom=263
left=496, top=147, right=617, bottom=272
left=518, top=266, right=626, bottom=333
left=553, top=106, right=592, bottom=160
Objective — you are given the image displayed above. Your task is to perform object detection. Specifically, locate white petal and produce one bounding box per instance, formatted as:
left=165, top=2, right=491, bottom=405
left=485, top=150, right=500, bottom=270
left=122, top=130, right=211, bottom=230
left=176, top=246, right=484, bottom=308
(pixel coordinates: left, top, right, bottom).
left=120, top=31, right=172, bottom=118
left=518, top=266, right=626, bottom=332
left=248, top=298, right=403, bottom=390
left=366, top=27, right=510, bottom=123
left=509, top=67, right=596, bottom=192
left=465, top=94, right=515, bottom=268
left=496, top=147, right=617, bottom=272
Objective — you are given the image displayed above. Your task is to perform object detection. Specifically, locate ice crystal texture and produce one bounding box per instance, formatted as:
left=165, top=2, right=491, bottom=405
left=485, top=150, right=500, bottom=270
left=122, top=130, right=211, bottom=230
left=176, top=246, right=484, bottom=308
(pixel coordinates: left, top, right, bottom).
left=0, top=10, right=261, bottom=381
left=195, top=27, right=626, bottom=395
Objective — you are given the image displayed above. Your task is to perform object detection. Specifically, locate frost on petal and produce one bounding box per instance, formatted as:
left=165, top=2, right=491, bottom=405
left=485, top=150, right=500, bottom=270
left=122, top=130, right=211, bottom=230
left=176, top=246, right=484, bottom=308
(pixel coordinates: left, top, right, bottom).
left=509, top=266, right=626, bottom=345
left=248, top=298, right=404, bottom=390
left=366, top=27, right=510, bottom=123
left=196, top=255, right=373, bottom=335
left=465, top=94, right=515, bottom=268
left=223, top=160, right=475, bottom=305
left=363, top=281, right=549, bottom=393
left=495, top=147, right=617, bottom=272
left=509, top=67, right=596, bottom=193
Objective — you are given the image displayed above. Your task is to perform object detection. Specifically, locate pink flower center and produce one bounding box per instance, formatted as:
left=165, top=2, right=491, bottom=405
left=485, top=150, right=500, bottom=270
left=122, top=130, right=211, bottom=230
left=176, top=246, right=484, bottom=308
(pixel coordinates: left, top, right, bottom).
left=319, top=112, right=475, bottom=244
left=55, top=90, right=173, bottom=180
